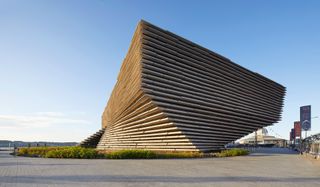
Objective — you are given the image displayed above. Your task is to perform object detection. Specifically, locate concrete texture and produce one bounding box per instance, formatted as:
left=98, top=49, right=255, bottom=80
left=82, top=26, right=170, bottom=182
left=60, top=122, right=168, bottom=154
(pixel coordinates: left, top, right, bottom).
left=0, top=148, right=320, bottom=187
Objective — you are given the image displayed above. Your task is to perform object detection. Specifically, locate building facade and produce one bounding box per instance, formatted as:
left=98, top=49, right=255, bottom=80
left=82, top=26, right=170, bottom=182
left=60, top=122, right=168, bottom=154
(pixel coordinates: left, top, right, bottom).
left=81, top=20, right=286, bottom=152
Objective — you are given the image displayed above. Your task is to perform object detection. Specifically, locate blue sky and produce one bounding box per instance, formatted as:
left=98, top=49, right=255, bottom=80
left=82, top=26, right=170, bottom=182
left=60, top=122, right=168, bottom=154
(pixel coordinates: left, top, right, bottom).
left=0, top=0, right=319, bottom=142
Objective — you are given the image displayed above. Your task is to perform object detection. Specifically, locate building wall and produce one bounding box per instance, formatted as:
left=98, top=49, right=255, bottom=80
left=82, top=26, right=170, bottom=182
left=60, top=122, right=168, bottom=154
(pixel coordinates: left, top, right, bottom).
left=96, top=20, right=286, bottom=152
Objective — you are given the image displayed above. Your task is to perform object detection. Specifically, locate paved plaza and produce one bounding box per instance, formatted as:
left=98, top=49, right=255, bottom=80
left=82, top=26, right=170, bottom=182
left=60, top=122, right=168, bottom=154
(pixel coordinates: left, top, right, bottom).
left=0, top=148, right=320, bottom=187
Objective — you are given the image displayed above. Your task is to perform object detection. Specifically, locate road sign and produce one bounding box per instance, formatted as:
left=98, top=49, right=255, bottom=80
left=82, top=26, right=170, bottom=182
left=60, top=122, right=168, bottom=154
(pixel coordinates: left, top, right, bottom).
left=300, top=105, right=311, bottom=131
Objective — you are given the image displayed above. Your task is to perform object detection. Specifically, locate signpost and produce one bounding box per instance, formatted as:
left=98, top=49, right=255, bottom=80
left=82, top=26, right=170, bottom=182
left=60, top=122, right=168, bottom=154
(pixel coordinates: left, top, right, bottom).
left=290, top=128, right=295, bottom=144
left=294, top=121, right=301, bottom=145
left=300, top=105, right=311, bottom=138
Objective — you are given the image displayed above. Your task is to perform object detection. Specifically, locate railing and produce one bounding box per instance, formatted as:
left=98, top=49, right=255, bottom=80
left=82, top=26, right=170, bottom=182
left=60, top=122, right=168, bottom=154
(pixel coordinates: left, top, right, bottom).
left=299, top=133, right=320, bottom=156
left=0, top=147, right=14, bottom=151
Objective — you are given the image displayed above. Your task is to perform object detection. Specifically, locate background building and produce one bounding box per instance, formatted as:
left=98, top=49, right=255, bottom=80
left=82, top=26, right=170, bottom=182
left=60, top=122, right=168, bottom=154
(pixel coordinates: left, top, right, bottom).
left=238, top=128, right=287, bottom=147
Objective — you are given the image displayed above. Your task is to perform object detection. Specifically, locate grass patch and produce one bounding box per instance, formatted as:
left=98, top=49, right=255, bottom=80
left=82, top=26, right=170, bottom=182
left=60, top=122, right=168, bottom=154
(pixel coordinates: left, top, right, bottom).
left=215, top=148, right=249, bottom=157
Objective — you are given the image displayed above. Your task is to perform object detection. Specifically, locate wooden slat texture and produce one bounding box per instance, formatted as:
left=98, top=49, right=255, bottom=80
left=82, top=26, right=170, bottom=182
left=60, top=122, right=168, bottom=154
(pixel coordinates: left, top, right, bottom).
left=94, top=20, right=286, bottom=152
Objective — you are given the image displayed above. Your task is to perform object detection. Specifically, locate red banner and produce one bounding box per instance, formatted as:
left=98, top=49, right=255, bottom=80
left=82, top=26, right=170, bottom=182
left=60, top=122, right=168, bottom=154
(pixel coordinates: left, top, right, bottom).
left=294, top=121, right=301, bottom=138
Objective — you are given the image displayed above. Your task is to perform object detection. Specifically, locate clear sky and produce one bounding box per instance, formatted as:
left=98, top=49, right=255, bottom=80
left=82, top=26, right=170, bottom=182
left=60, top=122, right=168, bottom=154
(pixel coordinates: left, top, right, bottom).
left=1, top=0, right=319, bottom=142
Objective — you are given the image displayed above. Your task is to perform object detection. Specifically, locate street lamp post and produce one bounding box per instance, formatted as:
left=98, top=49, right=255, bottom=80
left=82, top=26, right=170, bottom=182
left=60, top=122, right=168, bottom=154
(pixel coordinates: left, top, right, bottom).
left=305, top=116, right=319, bottom=138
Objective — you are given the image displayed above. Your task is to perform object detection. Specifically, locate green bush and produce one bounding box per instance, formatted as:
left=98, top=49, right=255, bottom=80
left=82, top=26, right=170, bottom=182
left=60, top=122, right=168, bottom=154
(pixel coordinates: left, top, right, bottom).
left=105, top=149, right=157, bottom=159
left=17, top=146, right=102, bottom=159
left=155, top=151, right=203, bottom=159
left=216, top=148, right=249, bottom=157
left=17, top=147, right=249, bottom=159
left=17, top=147, right=62, bottom=157
left=104, top=150, right=204, bottom=159
left=45, top=147, right=101, bottom=159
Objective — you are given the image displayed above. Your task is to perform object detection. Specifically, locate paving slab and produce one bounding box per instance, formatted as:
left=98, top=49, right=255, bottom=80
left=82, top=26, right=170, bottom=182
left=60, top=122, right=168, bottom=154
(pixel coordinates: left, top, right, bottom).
left=0, top=148, right=319, bottom=187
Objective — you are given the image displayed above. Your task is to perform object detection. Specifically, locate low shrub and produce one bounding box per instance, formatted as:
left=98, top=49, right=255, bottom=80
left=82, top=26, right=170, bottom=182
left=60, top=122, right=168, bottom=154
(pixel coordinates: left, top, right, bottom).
left=105, top=149, right=157, bottom=159
left=17, top=147, right=62, bottom=157
left=45, top=147, right=101, bottom=159
left=215, top=148, right=249, bottom=157
left=103, top=150, right=204, bottom=159
left=155, top=151, right=204, bottom=159
left=17, top=146, right=103, bottom=159
left=17, top=147, right=249, bottom=159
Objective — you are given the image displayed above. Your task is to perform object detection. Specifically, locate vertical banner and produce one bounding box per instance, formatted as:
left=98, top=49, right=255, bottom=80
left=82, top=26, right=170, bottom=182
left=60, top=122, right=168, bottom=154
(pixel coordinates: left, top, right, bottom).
left=289, top=131, right=292, bottom=141
left=300, top=105, right=311, bottom=131
left=290, top=128, right=295, bottom=141
left=294, top=121, right=301, bottom=137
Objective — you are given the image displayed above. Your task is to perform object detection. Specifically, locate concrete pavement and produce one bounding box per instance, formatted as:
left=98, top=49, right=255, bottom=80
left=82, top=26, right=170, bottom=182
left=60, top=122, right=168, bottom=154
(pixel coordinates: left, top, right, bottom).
left=0, top=148, right=320, bottom=187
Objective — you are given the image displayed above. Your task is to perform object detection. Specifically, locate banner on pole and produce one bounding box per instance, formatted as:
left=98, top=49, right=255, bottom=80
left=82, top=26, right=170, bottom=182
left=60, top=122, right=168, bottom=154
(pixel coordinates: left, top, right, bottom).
left=294, top=121, right=301, bottom=137
left=300, top=105, right=311, bottom=131
left=290, top=128, right=295, bottom=141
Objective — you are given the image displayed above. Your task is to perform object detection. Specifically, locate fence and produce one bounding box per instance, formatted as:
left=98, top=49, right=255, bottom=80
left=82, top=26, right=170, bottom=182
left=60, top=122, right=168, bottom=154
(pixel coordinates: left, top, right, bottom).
left=300, top=133, right=320, bottom=157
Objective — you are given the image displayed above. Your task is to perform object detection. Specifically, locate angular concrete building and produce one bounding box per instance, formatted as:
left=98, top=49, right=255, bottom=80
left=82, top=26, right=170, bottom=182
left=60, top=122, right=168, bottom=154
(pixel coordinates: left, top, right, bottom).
left=81, top=20, right=285, bottom=152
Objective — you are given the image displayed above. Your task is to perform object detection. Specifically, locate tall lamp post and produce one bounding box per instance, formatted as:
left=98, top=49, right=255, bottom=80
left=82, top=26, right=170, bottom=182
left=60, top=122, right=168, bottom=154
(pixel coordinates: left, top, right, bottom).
left=304, top=116, right=319, bottom=139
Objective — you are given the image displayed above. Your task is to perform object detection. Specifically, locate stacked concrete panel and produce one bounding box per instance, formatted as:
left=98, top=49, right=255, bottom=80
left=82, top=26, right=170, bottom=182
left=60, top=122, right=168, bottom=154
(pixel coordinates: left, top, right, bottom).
left=79, top=128, right=105, bottom=148
left=95, top=20, right=285, bottom=152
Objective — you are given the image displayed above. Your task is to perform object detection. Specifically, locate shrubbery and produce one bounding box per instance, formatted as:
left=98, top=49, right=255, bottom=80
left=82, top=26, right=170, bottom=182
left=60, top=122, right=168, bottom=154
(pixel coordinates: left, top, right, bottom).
left=215, top=148, right=249, bottom=157
left=105, top=150, right=205, bottom=159
left=17, top=147, right=102, bottom=159
left=105, top=149, right=157, bottom=159
left=45, top=147, right=102, bottom=159
left=17, top=147, right=249, bottom=159
left=155, top=151, right=204, bottom=159
left=17, top=147, right=63, bottom=157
